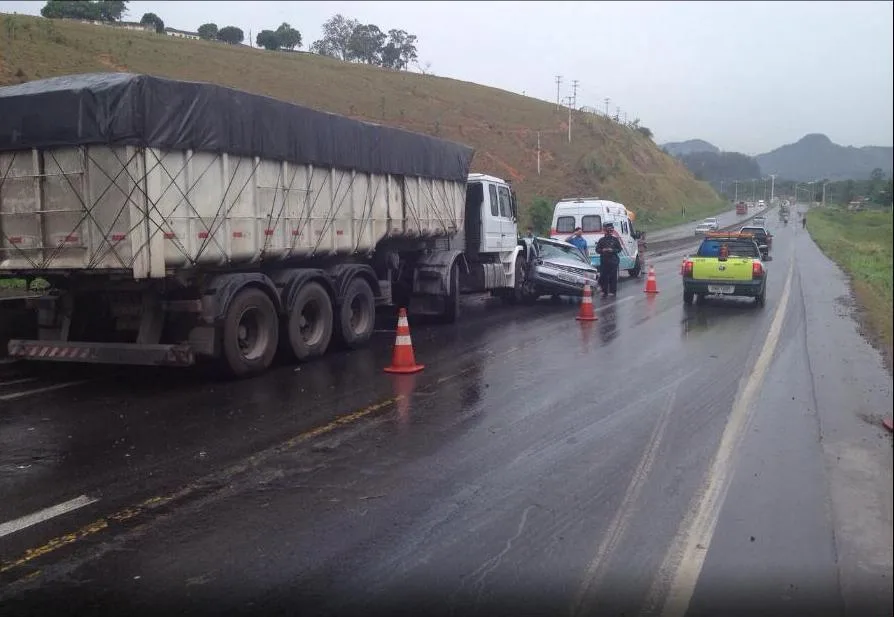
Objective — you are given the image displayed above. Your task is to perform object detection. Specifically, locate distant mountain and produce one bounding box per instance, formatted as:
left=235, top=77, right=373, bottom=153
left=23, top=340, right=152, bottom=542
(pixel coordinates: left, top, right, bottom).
left=661, top=139, right=720, bottom=157
left=678, top=151, right=761, bottom=185
left=756, top=134, right=893, bottom=181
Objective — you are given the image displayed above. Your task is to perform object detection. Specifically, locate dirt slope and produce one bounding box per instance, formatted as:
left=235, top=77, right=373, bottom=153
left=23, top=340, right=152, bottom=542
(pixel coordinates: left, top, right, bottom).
left=0, top=14, right=723, bottom=229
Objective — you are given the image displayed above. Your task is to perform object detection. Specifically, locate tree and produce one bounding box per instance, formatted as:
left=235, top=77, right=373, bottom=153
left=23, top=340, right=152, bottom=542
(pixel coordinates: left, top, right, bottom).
left=97, top=0, right=126, bottom=21
left=347, top=23, right=386, bottom=64
left=40, top=1, right=127, bottom=22
left=275, top=22, right=301, bottom=50
left=256, top=29, right=279, bottom=50
left=636, top=126, right=654, bottom=140
left=310, top=39, right=339, bottom=57
left=197, top=23, right=218, bottom=40
left=381, top=29, right=417, bottom=70
left=529, top=197, right=554, bottom=235
left=217, top=25, right=244, bottom=45
left=841, top=179, right=856, bottom=204
left=140, top=12, right=164, bottom=34
left=311, top=14, right=360, bottom=61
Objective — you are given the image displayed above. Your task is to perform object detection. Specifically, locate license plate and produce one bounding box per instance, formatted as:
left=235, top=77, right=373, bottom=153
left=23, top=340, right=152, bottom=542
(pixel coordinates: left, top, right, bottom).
left=557, top=271, right=578, bottom=283
left=708, top=285, right=735, bottom=294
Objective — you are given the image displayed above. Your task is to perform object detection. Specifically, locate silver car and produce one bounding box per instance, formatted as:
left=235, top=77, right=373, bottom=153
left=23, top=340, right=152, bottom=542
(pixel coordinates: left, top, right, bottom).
left=520, top=237, right=600, bottom=300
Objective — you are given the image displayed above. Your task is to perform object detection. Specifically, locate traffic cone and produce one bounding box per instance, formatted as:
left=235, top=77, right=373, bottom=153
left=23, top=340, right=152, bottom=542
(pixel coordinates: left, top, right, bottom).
left=384, top=308, right=425, bottom=374
left=576, top=284, right=599, bottom=321
left=643, top=265, right=660, bottom=294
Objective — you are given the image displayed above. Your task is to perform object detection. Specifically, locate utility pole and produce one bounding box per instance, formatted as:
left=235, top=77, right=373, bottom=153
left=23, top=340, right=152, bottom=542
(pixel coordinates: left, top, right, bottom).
left=604, top=97, right=610, bottom=116
left=734, top=181, right=739, bottom=202
left=769, top=174, right=777, bottom=204
left=751, top=179, right=756, bottom=202
left=537, top=131, right=541, bottom=175
left=555, top=75, right=563, bottom=110
left=566, top=96, right=573, bottom=143
left=571, top=79, right=579, bottom=109
left=720, top=180, right=725, bottom=195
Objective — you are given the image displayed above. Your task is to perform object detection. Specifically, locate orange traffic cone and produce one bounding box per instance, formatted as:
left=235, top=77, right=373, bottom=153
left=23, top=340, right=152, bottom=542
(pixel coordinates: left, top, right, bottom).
left=576, top=284, right=599, bottom=321
left=384, top=308, right=425, bottom=374
left=643, top=265, right=660, bottom=294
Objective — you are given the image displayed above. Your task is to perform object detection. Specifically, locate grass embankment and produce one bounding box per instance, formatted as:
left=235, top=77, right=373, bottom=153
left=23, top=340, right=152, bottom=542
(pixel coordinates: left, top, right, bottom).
left=0, top=13, right=722, bottom=230
left=808, top=208, right=893, bottom=369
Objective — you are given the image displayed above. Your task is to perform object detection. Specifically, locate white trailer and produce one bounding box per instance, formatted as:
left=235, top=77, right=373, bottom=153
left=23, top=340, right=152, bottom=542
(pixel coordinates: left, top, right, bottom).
left=0, top=74, right=528, bottom=377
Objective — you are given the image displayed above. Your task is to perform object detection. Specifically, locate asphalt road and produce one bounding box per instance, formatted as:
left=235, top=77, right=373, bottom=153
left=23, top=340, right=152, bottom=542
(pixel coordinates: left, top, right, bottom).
left=1, top=219, right=891, bottom=617
left=646, top=204, right=771, bottom=243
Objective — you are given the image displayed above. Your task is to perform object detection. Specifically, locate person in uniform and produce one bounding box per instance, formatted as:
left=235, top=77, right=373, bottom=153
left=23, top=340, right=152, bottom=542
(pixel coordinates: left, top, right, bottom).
left=595, top=222, right=623, bottom=297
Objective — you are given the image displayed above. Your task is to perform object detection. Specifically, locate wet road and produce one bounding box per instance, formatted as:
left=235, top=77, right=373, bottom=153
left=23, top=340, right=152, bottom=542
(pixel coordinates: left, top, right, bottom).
left=1, top=220, right=891, bottom=617
left=646, top=204, right=770, bottom=243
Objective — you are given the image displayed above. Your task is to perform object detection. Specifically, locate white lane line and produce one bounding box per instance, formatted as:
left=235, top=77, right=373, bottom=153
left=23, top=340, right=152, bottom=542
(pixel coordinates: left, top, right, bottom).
left=0, top=495, right=99, bottom=539
left=646, top=257, right=795, bottom=617
left=572, top=372, right=690, bottom=616
left=0, top=380, right=90, bottom=402
left=0, top=378, right=38, bottom=387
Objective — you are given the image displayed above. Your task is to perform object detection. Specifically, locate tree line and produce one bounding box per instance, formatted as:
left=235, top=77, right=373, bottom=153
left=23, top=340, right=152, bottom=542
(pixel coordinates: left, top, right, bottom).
left=38, top=4, right=420, bottom=71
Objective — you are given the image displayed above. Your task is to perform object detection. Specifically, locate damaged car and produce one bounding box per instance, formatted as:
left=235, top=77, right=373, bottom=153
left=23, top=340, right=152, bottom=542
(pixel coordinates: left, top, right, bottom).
left=515, top=236, right=601, bottom=301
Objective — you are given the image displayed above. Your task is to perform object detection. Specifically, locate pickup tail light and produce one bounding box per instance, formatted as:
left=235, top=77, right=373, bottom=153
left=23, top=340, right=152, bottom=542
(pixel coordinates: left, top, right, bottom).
left=682, top=259, right=694, bottom=277
left=752, top=261, right=764, bottom=278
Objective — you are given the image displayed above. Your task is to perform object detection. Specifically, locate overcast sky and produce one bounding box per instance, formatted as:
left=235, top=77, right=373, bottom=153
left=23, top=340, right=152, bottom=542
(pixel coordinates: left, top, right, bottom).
left=2, top=0, right=892, bottom=154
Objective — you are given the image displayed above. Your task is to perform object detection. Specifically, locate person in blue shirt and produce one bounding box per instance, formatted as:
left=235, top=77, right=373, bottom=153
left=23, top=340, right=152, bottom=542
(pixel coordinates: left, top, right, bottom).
left=565, top=226, right=588, bottom=258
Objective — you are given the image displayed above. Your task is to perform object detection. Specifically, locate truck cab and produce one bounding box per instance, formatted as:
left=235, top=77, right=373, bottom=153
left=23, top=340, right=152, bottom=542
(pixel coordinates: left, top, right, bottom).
left=549, top=198, right=643, bottom=278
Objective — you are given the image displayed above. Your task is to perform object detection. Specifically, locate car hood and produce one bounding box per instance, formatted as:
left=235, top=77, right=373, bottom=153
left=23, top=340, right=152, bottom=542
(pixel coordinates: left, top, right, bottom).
left=540, top=255, right=598, bottom=272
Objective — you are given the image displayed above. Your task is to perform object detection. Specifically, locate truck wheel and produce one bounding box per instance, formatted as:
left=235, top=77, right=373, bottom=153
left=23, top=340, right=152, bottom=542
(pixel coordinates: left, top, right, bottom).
left=502, top=259, right=526, bottom=305
left=755, top=286, right=766, bottom=308
left=221, top=287, right=279, bottom=377
left=443, top=262, right=460, bottom=323
left=628, top=256, right=642, bottom=278
left=338, top=277, right=375, bottom=348
left=683, top=290, right=694, bottom=305
left=287, top=282, right=333, bottom=360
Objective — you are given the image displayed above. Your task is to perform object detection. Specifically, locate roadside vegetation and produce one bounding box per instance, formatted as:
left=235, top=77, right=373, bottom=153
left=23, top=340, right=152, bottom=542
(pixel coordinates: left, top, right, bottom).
left=808, top=207, right=893, bottom=368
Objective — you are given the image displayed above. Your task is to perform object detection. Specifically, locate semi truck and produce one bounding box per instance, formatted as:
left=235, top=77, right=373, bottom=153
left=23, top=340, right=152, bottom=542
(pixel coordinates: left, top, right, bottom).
left=0, top=73, right=530, bottom=377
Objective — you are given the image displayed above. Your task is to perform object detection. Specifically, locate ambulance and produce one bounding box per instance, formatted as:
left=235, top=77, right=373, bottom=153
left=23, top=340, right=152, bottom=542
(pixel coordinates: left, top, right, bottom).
left=549, top=197, right=644, bottom=278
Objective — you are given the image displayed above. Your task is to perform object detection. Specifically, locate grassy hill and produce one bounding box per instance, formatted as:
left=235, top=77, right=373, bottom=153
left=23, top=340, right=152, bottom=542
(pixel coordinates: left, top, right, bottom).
left=0, top=14, right=723, bottom=231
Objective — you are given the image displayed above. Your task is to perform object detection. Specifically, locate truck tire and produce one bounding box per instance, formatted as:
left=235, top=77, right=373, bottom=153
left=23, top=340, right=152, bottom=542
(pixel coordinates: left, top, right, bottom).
left=683, top=290, right=694, bottom=305
left=338, top=277, right=375, bottom=349
left=286, top=281, right=333, bottom=360
left=442, top=262, right=460, bottom=323
left=755, top=286, right=766, bottom=308
left=502, top=259, right=526, bottom=305
left=220, top=287, right=279, bottom=378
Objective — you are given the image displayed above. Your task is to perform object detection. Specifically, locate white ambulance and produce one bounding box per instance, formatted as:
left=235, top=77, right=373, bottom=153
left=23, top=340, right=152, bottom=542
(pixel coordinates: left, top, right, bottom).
left=549, top=197, right=644, bottom=278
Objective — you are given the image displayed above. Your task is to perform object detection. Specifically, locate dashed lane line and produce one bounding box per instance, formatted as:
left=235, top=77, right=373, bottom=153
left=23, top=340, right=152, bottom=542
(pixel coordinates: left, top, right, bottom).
left=0, top=496, right=99, bottom=539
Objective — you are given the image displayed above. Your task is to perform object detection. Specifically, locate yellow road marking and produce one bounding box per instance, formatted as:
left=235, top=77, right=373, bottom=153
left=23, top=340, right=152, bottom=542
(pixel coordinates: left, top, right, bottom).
left=2, top=343, right=522, bottom=579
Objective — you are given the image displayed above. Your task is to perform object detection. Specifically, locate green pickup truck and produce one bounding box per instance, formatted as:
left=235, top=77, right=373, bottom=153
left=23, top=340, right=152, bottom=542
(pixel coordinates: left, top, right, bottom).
left=681, top=232, right=768, bottom=306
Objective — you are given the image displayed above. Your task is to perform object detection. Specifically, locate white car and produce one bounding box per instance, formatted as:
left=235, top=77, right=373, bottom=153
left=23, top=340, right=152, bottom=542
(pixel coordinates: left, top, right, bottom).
left=695, top=218, right=719, bottom=235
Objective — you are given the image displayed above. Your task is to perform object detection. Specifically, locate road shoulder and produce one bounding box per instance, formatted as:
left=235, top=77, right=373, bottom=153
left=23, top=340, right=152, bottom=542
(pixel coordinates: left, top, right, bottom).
left=796, top=228, right=893, bottom=615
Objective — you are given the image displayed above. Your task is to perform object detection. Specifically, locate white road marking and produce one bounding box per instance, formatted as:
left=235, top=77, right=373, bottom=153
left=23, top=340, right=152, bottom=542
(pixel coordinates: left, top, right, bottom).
left=645, top=257, right=795, bottom=617
left=0, top=380, right=90, bottom=402
left=572, top=373, right=689, bottom=616
left=0, top=495, right=99, bottom=539
left=0, top=378, right=38, bottom=387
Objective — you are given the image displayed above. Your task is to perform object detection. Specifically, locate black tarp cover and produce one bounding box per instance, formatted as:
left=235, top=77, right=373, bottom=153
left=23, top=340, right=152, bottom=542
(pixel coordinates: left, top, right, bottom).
left=0, top=73, right=474, bottom=182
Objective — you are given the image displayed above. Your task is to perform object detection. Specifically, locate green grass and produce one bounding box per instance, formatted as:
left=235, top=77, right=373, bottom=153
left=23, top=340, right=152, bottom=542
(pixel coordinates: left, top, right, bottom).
left=0, top=13, right=723, bottom=231
left=808, top=207, right=893, bottom=367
